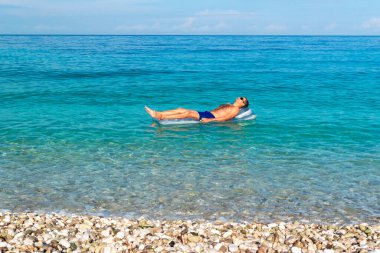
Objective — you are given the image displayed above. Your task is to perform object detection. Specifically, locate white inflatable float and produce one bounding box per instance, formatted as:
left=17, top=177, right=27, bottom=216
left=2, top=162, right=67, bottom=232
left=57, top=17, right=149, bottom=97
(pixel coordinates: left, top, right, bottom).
left=156, top=108, right=256, bottom=125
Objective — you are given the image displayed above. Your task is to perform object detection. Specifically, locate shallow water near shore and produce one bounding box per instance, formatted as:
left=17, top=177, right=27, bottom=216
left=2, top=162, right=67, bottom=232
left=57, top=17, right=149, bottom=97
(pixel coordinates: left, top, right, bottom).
left=0, top=35, right=379, bottom=224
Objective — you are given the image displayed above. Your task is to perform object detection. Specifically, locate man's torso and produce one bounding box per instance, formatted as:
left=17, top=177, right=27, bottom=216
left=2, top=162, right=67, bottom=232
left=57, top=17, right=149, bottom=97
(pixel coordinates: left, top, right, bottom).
left=210, top=104, right=239, bottom=118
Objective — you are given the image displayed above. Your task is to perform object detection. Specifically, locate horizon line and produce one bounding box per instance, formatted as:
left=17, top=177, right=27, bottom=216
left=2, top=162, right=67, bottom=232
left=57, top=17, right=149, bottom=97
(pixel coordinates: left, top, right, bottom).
left=1, top=34, right=380, bottom=37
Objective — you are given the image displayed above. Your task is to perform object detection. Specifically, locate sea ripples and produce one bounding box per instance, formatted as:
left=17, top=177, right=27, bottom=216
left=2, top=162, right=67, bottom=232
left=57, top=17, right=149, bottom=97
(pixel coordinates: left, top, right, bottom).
left=0, top=35, right=379, bottom=223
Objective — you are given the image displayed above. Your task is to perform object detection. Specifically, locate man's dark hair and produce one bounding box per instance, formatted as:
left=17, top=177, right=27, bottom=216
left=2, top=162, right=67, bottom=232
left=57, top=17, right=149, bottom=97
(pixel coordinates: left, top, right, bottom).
left=243, top=98, right=249, bottom=108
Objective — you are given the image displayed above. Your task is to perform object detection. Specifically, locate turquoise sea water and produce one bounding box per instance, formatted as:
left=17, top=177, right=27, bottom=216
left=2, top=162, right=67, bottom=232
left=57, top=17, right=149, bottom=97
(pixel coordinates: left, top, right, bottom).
left=0, top=35, right=379, bottom=224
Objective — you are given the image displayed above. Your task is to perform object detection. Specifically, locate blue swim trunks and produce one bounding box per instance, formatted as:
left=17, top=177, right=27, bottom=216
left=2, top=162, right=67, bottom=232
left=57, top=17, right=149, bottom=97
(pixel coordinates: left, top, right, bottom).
left=198, top=111, right=215, bottom=120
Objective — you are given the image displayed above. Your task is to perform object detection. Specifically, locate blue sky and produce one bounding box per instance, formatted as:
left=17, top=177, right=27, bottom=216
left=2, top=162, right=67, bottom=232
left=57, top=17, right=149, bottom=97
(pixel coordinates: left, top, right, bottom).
left=1, top=0, right=380, bottom=35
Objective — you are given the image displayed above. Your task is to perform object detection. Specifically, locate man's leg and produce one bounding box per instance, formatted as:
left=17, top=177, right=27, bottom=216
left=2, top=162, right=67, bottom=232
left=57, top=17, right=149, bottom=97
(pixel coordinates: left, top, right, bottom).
left=157, top=108, right=188, bottom=116
left=145, top=106, right=199, bottom=120
left=158, top=110, right=199, bottom=120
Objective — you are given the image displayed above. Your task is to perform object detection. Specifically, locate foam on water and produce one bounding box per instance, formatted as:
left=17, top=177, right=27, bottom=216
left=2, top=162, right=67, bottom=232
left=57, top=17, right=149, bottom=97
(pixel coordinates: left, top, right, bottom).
left=0, top=35, right=379, bottom=223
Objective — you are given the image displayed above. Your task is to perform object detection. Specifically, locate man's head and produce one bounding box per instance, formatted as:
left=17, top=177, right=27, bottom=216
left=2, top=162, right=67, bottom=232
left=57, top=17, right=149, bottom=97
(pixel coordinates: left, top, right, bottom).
left=235, top=97, right=249, bottom=108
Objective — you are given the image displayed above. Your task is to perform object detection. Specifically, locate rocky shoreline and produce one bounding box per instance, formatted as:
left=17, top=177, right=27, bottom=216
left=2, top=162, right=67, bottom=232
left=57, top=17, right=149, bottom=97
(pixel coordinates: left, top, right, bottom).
left=0, top=212, right=379, bottom=252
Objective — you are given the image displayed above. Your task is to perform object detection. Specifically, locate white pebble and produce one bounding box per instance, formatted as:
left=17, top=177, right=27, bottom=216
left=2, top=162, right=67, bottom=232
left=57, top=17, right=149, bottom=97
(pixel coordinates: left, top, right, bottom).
left=132, top=229, right=140, bottom=236
left=116, top=231, right=125, bottom=239
left=211, top=229, right=221, bottom=235
left=232, top=238, right=244, bottom=246
left=214, top=243, right=223, bottom=250
left=33, top=223, right=41, bottom=229
left=103, top=246, right=111, bottom=253
left=239, top=244, right=249, bottom=250
left=24, top=238, right=34, bottom=246
left=323, top=250, right=334, bottom=253
left=0, top=242, right=8, bottom=247
left=179, top=245, right=191, bottom=251
left=59, top=239, right=70, bottom=248
left=80, top=232, right=90, bottom=241
left=101, top=229, right=110, bottom=237
left=155, top=246, right=163, bottom=252
left=57, top=220, right=65, bottom=227
left=60, top=229, right=69, bottom=237
left=42, top=233, right=52, bottom=242
left=84, top=220, right=93, bottom=227
left=127, top=235, right=136, bottom=243
left=229, top=244, right=238, bottom=252
left=222, top=230, right=232, bottom=238
left=13, top=232, right=24, bottom=240
left=7, top=229, right=15, bottom=236
left=78, top=224, right=91, bottom=232
left=195, top=244, right=203, bottom=252
left=102, top=236, right=114, bottom=244
left=3, top=215, right=11, bottom=223
left=291, top=247, right=302, bottom=253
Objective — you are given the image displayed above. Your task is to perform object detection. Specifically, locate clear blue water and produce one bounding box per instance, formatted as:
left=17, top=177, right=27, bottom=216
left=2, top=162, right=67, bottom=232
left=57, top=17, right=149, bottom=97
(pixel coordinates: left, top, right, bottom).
left=0, top=35, right=379, bottom=224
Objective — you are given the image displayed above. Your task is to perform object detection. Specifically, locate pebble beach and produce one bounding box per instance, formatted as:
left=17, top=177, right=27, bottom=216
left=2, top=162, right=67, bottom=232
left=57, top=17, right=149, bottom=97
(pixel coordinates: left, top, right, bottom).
left=0, top=212, right=379, bottom=253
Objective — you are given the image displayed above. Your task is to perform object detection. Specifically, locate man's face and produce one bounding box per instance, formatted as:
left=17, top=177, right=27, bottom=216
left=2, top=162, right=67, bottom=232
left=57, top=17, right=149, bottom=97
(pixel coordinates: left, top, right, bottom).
left=236, top=97, right=247, bottom=107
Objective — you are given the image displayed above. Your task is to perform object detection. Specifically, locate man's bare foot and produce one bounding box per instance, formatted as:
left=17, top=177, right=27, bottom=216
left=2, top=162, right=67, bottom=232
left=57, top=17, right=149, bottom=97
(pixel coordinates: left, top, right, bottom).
left=145, top=106, right=162, bottom=120
left=144, top=106, right=156, bottom=118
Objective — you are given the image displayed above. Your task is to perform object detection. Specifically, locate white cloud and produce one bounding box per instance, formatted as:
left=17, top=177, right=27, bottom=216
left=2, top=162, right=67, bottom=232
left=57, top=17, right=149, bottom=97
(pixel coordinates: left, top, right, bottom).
left=113, top=9, right=257, bottom=34
left=180, top=17, right=196, bottom=29
left=33, top=24, right=69, bottom=32
left=173, top=9, right=255, bottom=34
left=265, top=24, right=287, bottom=32
left=195, top=9, right=255, bottom=19
left=114, top=24, right=148, bottom=32
left=195, top=22, right=228, bottom=32
left=324, top=23, right=337, bottom=31
left=362, top=17, right=380, bottom=29
left=114, top=21, right=160, bottom=33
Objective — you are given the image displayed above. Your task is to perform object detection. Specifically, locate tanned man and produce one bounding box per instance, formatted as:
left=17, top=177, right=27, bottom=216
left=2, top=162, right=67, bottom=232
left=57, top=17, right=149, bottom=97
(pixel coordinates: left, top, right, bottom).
left=145, top=97, right=249, bottom=123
